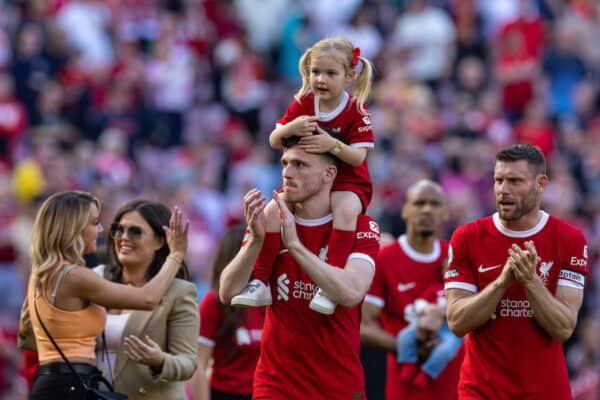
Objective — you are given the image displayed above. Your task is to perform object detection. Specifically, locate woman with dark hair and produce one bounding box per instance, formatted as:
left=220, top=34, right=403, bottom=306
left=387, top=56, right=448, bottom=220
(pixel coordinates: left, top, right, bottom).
left=190, top=225, right=264, bottom=400
left=19, top=191, right=188, bottom=400
left=95, top=199, right=199, bottom=400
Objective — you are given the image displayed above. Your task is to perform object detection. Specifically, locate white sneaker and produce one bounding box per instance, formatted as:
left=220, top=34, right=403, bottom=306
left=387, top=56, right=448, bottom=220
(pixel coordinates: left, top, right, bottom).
left=231, top=279, right=272, bottom=307
left=309, top=288, right=337, bottom=315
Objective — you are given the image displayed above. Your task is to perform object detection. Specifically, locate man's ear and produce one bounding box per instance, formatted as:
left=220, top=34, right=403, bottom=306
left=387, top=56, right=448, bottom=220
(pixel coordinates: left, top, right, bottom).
left=401, top=203, right=408, bottom=220
left=324, top=163, right=337, bottom=184
left=537, top=174, right=549, bottom=194
left=442, top=204, right=450, bottom=223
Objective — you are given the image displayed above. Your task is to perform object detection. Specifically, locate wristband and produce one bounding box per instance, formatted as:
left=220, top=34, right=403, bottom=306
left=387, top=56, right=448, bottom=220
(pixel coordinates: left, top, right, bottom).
left=330, top=140, right=343, bottom=156
left=167, top=255, right=183, bottom=264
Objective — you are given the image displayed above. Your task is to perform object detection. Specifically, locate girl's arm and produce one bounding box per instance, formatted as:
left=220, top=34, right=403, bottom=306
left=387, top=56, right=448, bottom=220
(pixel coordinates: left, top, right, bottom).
left=65, top=254, right=181, bottom=310
left=329, top=141, right=367, bottom=167
left=67, top=208, right=189, bottom=310
left=269, top=116, right=319, bottom=149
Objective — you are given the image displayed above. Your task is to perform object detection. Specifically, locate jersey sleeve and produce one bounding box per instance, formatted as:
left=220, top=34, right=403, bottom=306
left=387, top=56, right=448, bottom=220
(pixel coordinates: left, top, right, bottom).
left=419, top=283, right=446, bottom=304
left=276, top=99, right=304, bottom=126
left=198, top=290, right=222, bottom=347
left=558, top=227, right=588, bottom=290
left=365, top=247, right=387, bottom=309
left=444, top=224, right=478, bottom=293
left=348, top=215, right=380, bottom=272
left=347, top=105, right=374, bottom=149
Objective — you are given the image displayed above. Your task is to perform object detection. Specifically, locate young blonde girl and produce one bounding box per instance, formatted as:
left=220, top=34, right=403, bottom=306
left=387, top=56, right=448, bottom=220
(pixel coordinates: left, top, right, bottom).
left=232, top=37, right=375, bottom=315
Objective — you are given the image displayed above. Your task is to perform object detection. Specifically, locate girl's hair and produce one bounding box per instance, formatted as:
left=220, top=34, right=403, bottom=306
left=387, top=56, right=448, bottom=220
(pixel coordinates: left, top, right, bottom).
left=295, top=36, right=374, bottom=114
left=31, top=191, right=100, bottom=288
left=210, top=225, right=247, bottom=343
left=104, top=200, right=190, bottom=283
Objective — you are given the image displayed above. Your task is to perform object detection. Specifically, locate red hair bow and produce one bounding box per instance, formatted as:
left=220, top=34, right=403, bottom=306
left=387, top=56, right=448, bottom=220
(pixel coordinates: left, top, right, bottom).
left=351, top=47, right=361, bottom=67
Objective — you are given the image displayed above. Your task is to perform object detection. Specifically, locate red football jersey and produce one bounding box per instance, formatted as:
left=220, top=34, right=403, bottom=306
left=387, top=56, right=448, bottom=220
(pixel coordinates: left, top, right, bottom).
left=276, top=92, right=374, bottom=209
left=198, top=290, right=264, bottom=395
left=253, top=214, right=380, bottom=400
left=444, top=212, right=588, bottom=400
left=366, top=235, right=462, bottom=400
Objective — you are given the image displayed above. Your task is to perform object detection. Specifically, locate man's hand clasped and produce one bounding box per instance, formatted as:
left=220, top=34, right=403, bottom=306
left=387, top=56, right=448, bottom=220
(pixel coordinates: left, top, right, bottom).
left=509, top=241, right=538, bottom=285
left=272, top=191, right=300, bottom=250
left=243, top=188, right=267, bottom=241
left=497, top=240, right=538, bottom=288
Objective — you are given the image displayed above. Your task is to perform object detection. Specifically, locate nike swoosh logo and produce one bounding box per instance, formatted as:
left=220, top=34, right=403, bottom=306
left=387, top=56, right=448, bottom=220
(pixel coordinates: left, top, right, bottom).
left=397, top=282, right=416, bottom=292
left=478, top=264, right=502, bottom=273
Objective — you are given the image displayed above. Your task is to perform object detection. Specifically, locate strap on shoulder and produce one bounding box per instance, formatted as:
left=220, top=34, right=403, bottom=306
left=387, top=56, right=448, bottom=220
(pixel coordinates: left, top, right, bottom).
left=50, top=265, right=78, bottom=305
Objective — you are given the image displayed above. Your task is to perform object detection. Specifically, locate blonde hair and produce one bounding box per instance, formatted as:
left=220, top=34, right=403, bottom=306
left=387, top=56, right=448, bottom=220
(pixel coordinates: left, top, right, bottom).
left=30, top=191, right=100, bottom=289
left=295, top=37, right=374, bottom=114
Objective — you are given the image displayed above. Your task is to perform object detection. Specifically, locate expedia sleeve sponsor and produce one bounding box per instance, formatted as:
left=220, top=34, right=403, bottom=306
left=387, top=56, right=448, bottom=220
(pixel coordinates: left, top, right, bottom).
left=356, top=231, right=379, bottom=240
left=569, top=256, right=587, bottom=267
left=356, top=220, right=380, bottom=240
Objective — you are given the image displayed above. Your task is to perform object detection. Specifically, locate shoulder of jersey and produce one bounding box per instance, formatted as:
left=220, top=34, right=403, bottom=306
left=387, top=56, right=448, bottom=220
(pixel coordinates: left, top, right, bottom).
left=550, top=215, right=584, bottom=236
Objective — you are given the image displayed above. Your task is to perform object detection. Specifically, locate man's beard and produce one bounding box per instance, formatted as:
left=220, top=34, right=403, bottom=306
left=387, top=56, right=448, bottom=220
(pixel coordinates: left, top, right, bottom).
left=498, top=185, right=537, bottom=221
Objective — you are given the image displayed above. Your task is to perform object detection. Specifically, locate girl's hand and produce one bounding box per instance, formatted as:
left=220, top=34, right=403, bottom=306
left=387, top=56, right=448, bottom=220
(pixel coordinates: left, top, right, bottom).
left=165, top=206, right=190, bottom=259
left=289, top=116, right=319, bottom=137
left=123, top=335, right=165, bottom=369
left=299, top=127, right=337, bottom=153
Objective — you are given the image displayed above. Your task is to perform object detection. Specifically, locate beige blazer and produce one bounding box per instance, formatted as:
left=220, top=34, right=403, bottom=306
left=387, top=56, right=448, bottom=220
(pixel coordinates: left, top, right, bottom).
left=100, top=278, right=199, bottom=400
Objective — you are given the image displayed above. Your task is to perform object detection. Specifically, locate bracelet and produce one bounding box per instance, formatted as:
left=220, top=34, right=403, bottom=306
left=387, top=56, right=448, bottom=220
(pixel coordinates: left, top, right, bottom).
left=167, top=255, right=183, bottom=264
left=330, top=140, right=343, bottom=156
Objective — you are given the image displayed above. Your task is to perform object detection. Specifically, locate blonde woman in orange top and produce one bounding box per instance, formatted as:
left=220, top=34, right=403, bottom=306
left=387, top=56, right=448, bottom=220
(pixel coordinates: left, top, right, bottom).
left=19, top=191, right=189, bottom=400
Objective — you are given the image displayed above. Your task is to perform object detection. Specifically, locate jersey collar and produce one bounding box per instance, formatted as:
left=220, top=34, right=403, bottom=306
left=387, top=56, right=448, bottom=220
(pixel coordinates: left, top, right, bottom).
left=314, top=91, right=349, bottom=121
left=492, top=211, right=549, bottom=238
left=398, top=234, right=441, bottom=263
left=295, top=214, right=333, bottom=226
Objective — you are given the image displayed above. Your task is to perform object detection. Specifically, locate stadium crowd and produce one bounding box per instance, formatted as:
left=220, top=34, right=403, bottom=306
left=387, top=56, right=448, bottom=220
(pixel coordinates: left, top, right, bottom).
left=0, top=0, right=599, bottom=398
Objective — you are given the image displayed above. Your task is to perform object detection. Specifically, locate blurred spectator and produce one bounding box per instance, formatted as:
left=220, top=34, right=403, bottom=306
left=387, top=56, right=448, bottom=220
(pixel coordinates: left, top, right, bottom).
left=391, top=0, right=456, bottom=87
left=303, top=0, right=363, bottom=37
left=335, top=3, right=384, bottom=61
left=543, top=18, right=588, bottom=119
left=214, top=36, right=268, bottom=136
left=56, top=0, right=114, bottom=70
left=569, top=0, right=600, bottom=77
left=0, top=23, right=10, bottom=69
left=513, top=98, right=555, bottom=157
left=234, top=0, right=290, bottom=53
left=10, top=23, right=53, bottom=117
left=278, top=10, right=318, bottom=84
left=494, top=22, right=540, bottom=120
left=0, top=72, right=27, bottom=166
left=497, top=0, right=545, bottom=60
left=448, top=0, right=487, bottom=66
left=145, top=25, right=197, bottom=147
